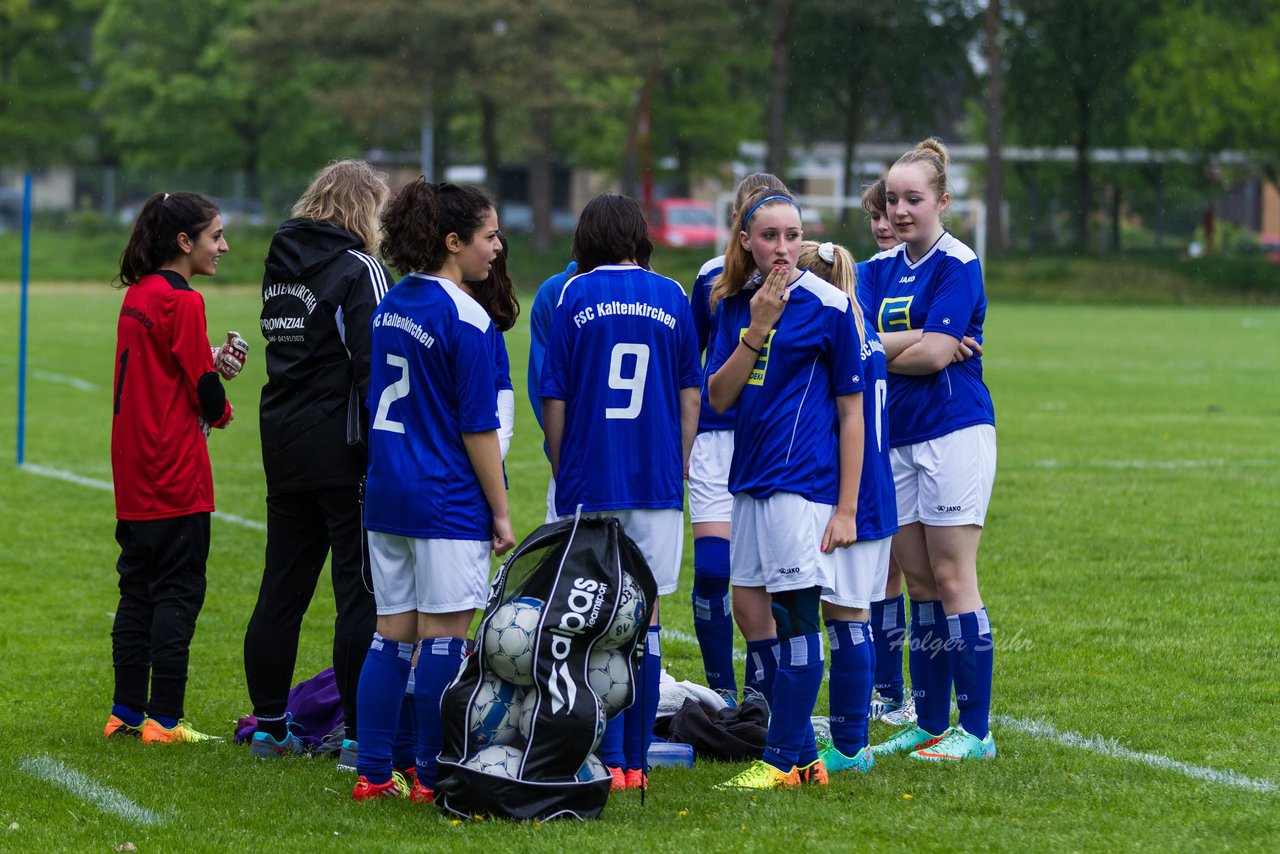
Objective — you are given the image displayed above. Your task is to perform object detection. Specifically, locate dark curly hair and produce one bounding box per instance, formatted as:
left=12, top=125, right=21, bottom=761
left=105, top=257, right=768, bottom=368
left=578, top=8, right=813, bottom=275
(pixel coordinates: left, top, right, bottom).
left=469, top=233, right=520, bottom=332
left=116, top=192, right=220, bottom=286
left=379, top=178, right=494, bottom=276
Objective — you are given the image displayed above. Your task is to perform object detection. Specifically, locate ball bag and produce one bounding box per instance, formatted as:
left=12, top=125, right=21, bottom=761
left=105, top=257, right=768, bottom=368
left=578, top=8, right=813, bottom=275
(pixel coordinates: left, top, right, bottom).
left=436, top=514, right=657, bottom=821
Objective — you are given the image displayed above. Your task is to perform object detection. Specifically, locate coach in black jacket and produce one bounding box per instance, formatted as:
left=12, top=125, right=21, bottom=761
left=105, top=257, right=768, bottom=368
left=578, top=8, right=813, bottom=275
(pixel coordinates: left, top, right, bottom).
left=243, top=161, right=393, bottom=760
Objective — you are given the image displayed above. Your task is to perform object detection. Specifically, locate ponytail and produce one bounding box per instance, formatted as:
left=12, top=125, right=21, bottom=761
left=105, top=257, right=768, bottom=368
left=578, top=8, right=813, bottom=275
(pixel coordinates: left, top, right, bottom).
left=798, top=240, right=866, bottom=346
left=892, top=137, right=950, bottom=200
left=116, top=192, right=219, bottom=286
left=380, top=178, right=493, bottom=276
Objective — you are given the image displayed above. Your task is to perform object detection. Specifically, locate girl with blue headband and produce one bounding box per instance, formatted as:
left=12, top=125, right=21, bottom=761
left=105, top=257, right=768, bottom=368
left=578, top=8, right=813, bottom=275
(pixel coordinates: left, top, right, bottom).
left=706, top=186, right=865, bottom=790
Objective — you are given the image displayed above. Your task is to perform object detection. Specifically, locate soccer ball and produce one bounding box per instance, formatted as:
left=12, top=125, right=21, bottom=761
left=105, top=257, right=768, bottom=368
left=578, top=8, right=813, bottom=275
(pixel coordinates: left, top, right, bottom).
left=587, top=647, right=633, bottom=716
left=468, top=674, right=525, bottom=748
left=518, top=688, right=606, bottom=750
left=598, top=573, right=646, bottom=650
left=465, top=744, right=524, bottom=779
left=576, top=753, right=609, bottom=783
left=518, top=688, right=535, bottom=743
left=484, top=596, right=543, bottom=686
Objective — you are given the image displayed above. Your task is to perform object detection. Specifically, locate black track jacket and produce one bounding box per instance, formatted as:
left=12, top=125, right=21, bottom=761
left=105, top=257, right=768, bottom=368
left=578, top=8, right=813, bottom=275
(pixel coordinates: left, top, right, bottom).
left=259, top=219, right=393, bottom=494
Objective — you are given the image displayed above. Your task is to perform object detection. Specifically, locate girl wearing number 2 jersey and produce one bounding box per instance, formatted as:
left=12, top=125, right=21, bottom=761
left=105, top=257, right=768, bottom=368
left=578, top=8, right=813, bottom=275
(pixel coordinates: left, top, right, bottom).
left=861, top=138, right=997, bottom=762
left=356, top=179, right=514, bottom=804
left=541, top=193, right=701, bottom=790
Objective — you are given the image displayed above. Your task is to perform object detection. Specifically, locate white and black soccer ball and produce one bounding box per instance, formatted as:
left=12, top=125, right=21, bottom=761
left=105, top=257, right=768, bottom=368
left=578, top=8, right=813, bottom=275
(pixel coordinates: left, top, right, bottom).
left=483, top=596, right=543, bottom=686
left=468, top=674, right=525, bottom=749
left=576, top=753, right=609, bottom=783
left=465, top=743, right=525, bottom=779
left=518, top=688, right=535, bottom=743
left=587, top=647, right=632, bottom=717
left=599, top=573, right=646, bottom=650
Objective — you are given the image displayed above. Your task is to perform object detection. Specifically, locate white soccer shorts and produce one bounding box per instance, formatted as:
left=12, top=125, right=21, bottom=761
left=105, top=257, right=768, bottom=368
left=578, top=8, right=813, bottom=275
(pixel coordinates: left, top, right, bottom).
left=687, top=429, right=735, bottom=524
left=891, top=424, right=996, bottom=527
left=823, top=536, right=892, bottom=610
left=729, top=492, right=835, bottom=595
left=562, top=508, right=684, bottom=596
left=367, top=531, right=490, bottom=615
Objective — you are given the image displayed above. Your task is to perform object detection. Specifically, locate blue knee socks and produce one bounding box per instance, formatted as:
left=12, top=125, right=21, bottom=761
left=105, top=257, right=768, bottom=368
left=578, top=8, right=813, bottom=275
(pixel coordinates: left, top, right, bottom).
left=909, top=600, right=953, bottom=736
left=947, top=608, right=993, bottom=740
left=692, top=538, right=736, bottom=694
left=870, top=594, right=906, bottom=704
left=414, top=637, right=467, bottom=788
left=355, top=633, right=414, bottom=784
left=392, top=669, right=416, bottom=772
left=761, top=633, right=824, bottom=772
left=826, top=619, right=874, bottom=755
left=744, top=638, right=780, bottom=705
left=623, top=626, right=661, bottom=771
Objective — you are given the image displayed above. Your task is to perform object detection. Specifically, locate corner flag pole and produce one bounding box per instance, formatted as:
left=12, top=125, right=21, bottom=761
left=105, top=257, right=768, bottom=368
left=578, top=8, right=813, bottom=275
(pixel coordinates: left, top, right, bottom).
left=16, top=173, right=31, bottom=465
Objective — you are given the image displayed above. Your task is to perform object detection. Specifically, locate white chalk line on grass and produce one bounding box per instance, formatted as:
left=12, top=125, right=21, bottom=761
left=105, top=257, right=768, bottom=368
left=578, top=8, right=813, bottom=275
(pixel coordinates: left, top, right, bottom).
left=19, top=463, right=266, bottom=532
left=1029, top=458, right=1277, bottom=470
left=992, top=716, right=1277, bottom=795
left=17, top=755, right=168, bottom=826
left=29, top=369, right=100, bottom=392
left=662, top=628, right=1278, bottom=795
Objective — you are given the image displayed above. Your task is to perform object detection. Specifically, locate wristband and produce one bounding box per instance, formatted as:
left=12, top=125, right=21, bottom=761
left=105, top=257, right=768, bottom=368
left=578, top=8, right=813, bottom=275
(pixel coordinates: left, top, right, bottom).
left=741, top=335, right=763, bottom=354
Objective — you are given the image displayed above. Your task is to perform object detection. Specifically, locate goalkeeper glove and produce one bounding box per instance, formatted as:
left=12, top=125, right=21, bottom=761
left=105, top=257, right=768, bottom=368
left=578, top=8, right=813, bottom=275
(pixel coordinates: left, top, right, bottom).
left=212, top=331, right=249, bottom=379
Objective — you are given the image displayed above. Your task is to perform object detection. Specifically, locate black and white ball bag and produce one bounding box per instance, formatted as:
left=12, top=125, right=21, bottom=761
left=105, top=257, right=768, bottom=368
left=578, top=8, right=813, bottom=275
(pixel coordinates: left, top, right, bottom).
left=436, top=514, right=656, bottom=821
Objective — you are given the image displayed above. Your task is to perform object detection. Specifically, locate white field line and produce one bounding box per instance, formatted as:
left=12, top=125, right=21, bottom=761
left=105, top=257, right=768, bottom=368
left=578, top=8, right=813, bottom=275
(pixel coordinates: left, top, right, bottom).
left=1030, top=458, right=1278, bottom=470
left=19, top=463, right=266, bottom=532
left=661, top=628, right=1278, bottom=795
left=991, top=716, right=1278, bottom=795
left=17, top=755, right=168, bottom=826
left=31, top=369, right=99, bottom=392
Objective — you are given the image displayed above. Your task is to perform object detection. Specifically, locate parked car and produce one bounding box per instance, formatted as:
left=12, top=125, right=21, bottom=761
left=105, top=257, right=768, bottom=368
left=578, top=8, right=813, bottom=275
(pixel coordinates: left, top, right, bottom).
left=650, top=198, right=717, bottom=249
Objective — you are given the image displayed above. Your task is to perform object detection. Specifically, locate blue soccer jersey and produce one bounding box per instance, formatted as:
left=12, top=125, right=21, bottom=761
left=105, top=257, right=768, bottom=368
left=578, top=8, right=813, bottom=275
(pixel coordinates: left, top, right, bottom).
left=691, top=255, right=735, bottom=433
left=854, top=323, right=897, bottom=541
left=526, top=261, right=577, bottom=427
left=861, top=232, right=995, bottom=447
left=494, top=330, right=512, bottom=392
left=708, top=269, right=863, bottom=505
left=364, top=273, right=499, bottom=540
left=541, top=264, right=702, bottom=515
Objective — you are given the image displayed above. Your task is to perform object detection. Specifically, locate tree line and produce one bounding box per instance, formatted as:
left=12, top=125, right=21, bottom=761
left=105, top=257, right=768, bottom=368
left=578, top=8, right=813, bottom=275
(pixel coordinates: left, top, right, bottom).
left=1, top=0, right=1273, bottom=252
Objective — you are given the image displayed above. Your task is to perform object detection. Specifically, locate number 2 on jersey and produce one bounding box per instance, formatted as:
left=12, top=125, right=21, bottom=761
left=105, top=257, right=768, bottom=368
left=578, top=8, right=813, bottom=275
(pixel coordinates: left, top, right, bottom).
left=372, top=354, right=410, bottom=434
left=605, top=343, right=650, bottom=420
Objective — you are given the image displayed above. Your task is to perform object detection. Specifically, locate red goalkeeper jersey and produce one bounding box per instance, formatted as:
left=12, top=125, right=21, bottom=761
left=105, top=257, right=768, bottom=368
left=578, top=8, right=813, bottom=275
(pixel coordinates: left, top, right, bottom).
left=111, top=271, right=231, bottom=520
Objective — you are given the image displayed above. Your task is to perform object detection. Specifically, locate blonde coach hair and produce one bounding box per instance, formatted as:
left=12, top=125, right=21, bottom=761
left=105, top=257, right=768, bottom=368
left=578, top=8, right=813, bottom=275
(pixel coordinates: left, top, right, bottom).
left=292, top=160, right=390, bottom=254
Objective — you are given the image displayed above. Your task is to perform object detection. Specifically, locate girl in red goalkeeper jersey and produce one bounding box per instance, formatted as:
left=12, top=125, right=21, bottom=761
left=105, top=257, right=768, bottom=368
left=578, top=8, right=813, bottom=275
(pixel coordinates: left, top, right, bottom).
left=104, top=191, right=242, bottom=745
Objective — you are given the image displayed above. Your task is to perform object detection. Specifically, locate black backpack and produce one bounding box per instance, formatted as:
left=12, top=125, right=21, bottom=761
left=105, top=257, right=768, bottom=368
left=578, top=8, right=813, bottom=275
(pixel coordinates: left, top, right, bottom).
left=435, top=515, right=657, bottom=821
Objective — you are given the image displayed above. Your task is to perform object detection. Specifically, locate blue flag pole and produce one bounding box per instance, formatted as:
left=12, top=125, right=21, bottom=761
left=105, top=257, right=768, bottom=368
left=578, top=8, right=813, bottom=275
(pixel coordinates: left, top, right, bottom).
left=16, top=173, right=31, bottom=465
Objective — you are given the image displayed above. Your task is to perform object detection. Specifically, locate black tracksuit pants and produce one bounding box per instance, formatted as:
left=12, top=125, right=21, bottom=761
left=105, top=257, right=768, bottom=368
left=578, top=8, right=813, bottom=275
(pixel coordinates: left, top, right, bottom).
left=243, top=485, right=375, bottom=741
left=112, top=513, right=210, bottom=720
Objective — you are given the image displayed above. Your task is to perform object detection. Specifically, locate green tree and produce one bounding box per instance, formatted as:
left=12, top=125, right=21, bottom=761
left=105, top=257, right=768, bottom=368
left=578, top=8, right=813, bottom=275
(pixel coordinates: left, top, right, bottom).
left=1005, top=0, right=1161, bottom=250
left=788, top=0, right=975, bottom=225
left=0, top=0, right=103, bottom=165
left=1131, top=1, right=1280, bottom=185
left=94, top=0, right=362, bottom=196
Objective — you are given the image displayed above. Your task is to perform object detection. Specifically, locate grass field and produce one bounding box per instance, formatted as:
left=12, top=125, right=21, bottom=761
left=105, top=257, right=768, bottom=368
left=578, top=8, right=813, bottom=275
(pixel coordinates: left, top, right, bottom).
left=1, top=282, right=1278, bottom=852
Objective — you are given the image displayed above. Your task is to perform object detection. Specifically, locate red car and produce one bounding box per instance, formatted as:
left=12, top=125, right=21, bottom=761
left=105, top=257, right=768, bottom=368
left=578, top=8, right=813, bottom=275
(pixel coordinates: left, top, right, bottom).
left=650, top=198, right=718, bottom=248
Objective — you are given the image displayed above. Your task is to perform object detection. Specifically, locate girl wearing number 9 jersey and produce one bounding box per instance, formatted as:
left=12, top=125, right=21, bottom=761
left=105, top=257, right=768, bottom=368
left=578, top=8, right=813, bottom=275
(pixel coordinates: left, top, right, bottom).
left=541, top=193, right=702, bottom=790
left=861, top=138, right=997, bottom=762
left=355, top=179, right=514, bottom=803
